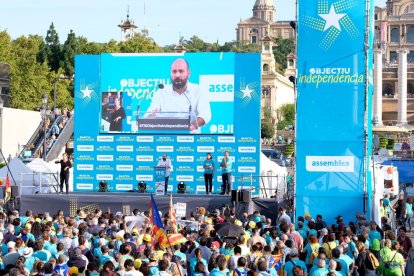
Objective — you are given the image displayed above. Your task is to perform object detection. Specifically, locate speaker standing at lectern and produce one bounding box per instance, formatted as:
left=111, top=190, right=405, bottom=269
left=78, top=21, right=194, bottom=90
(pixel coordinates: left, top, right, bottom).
left=145, top=58, right=211, bottom=134
left=156, top=154, right=172, bottom=193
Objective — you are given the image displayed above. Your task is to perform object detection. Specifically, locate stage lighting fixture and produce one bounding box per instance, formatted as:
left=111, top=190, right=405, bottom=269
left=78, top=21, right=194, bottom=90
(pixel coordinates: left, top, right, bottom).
left=177, top=181, right=186, bottom=193
left=138, top=181, right=147, bottom=193
left=99, top=181, right=108, bottom=192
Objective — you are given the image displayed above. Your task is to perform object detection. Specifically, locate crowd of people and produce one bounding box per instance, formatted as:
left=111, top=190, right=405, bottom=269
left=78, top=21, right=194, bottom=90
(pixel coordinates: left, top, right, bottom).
left=0, top=196, right=412, bottom=276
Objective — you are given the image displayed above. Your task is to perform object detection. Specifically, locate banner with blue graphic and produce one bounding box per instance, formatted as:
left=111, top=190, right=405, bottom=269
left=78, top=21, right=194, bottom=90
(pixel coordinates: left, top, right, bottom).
left=296, top=0, right=373, bottom=223
left=74, top=53, right=261, bottom=194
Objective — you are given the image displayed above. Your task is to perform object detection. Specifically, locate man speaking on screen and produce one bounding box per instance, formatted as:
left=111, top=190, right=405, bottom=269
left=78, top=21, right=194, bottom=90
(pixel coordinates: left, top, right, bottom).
left=146, top=58, right=211, bottom=134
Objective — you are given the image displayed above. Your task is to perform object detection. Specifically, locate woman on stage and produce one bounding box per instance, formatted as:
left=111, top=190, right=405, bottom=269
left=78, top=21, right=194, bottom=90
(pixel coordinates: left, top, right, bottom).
left=203, top=153, right=215, bottom=195
left=55, top=153, right=72, bottom=194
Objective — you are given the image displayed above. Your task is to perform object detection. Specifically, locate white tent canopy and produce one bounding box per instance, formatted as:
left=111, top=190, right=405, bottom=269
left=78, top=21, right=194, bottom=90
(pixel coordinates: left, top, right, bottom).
left=27, top=158, right=60, bottom=174
left=259, top=153, right=288, bottom=198
left=0, top=157, right=59, bottom=195
left=0, top=157, right=38, bottom=194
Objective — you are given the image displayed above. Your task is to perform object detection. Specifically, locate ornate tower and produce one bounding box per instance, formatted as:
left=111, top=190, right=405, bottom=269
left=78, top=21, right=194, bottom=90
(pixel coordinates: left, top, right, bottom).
left=253, top=0, right=276, bottom=22
left=118, top=8, right=137, bottom=42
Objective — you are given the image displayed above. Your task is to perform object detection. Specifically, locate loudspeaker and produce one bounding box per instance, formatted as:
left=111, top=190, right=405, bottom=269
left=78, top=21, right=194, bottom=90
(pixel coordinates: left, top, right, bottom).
left=239, top=189, right=251, bottom=203
left=11, top=186, right=18, bottom=198
left=231, top=190, right=239, bottom=202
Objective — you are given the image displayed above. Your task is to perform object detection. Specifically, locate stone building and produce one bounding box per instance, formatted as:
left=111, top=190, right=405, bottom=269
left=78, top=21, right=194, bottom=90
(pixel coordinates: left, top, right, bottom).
left=236, top=0, right=295, bottom=44
left=373, top=0, right=414, bottom=127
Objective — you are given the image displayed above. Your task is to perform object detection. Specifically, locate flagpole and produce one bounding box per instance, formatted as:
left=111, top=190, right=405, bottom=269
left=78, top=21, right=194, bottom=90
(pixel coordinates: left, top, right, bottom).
left=0, top=148, right=17, bottom=186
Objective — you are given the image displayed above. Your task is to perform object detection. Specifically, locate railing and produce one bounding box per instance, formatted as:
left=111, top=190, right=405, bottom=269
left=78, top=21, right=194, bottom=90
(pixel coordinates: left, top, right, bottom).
left=46, top=115, right=74, bottom=161
left=19, top=172, right=60, bottom=195
left=233, top=174, right=289, bottom=200
left=30, top=115, right=62, bottom=159
left=18, top=120, right=44, bottom=159
left=383, top=61, right=414, bottom=68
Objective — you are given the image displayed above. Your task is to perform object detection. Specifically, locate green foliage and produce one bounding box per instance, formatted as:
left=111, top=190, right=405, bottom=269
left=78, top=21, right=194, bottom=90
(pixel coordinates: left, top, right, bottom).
left=119, top=34, right=160, bottom=53
left=60, top=30, right=78, bottom=76
left=276, top=103, right=295, bottom=130
left=386, top=139, right=395, bottom=150
left=9, top=35, right=52, bottom=110
left=39, top=23, right=62, bottom=72
left=261, top=105, right=275, bottom=139
left=284, top=143, right=294, bottom=156
left=273, top=38, right=295, bottom=73
left=379, top=137, right=388, bottom=149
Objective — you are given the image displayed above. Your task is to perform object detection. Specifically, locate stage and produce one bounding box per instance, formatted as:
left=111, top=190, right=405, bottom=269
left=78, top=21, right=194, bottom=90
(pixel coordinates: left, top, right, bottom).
left=19, top=192, right=282, bottom=220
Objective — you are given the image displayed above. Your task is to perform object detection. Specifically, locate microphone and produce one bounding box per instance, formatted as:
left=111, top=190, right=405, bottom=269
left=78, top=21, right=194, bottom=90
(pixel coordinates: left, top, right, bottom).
left=158, top=84, right=165, bottom=89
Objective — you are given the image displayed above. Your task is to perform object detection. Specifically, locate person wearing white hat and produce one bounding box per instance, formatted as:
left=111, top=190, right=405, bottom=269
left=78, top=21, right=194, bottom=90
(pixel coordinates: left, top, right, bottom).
left=23, top=247, right=36, bottom=273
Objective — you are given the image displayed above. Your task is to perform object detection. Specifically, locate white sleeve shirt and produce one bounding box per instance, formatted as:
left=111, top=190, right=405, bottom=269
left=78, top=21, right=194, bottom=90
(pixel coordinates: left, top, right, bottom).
left=146, top=82, right=211, bottom=133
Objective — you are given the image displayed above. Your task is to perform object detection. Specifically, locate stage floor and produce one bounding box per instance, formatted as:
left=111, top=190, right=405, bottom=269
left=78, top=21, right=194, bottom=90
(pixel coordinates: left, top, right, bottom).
left=19, top=192, right=281, bottom=220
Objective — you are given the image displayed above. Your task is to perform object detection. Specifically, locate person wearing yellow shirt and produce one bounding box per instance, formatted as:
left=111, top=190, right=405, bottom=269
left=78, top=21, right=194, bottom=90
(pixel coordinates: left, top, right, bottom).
left=322, top=233, right=337, bottom=259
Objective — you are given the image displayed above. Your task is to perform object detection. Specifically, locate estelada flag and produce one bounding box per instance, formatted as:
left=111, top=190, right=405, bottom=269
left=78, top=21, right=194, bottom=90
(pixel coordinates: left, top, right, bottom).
left=149, top=194, right=169, bottom=248
left=4, top=174, right=11, bottom=203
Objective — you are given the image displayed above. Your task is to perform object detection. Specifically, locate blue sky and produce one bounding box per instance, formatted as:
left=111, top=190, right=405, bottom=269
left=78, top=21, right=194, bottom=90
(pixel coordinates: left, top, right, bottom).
left=0, top=0, right=387, bottom=46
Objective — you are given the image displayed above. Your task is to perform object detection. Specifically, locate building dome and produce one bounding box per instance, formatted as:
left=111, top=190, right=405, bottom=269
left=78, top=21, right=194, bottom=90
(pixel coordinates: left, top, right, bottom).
left=253, top=0, right=276, bottom=22
left=254, top=0, right=275, bottom=7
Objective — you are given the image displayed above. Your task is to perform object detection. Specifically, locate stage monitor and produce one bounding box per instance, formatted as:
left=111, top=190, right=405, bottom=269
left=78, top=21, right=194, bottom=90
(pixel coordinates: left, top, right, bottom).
left=74, top=53, right=261, bottom=193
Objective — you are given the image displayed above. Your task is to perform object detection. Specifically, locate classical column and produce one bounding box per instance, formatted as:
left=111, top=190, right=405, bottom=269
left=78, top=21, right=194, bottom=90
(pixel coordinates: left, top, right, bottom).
left=373, top=49, right=383, bottom=126
left=397, top=49, right=409, bottom=125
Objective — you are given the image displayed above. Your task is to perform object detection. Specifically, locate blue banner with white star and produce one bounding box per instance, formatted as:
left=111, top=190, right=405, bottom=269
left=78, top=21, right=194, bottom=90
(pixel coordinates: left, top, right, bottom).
left=73, top=53, right=261, bottom=194
left=296, top=0, right=373, bottom=223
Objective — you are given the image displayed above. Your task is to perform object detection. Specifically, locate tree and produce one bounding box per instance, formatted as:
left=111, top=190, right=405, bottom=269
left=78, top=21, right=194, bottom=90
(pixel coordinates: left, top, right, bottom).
left=273, top=38, right=295, bottom=73
left=38, top=23, right=62, bottom=72
left=219, top=41, right=261, bottom=53
left=183, top=36, right=209, bottom=52
left=10, top=35, right=52, bottom=110
left=119, top=34, right=160, bottom=53
left=60, top=30, right=79, bottom=76
left=277, top=103, right=295, bottom=130
left=261, top=105, right=275, bottom=139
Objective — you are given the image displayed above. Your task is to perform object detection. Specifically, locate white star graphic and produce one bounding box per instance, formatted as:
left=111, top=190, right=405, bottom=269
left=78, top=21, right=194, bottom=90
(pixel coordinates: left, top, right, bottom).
left=319, top=5, right=346, bottom=32
left=241, top=85, right=253, bottom=99
left=80, top=86, right=93, bottom=99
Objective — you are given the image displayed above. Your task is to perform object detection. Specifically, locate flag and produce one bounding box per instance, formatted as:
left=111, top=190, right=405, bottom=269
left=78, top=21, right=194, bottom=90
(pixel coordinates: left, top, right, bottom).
left=268, top=253, right=283, bottom=271
left=169, top=194, right=177, bottom=233
left=4, top=174, right=11, bottom=203
left=149, top=194, right=169, bottom=248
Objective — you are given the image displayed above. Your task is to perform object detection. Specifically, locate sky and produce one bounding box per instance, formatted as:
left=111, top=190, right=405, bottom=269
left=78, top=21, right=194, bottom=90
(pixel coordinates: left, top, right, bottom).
left=0, top=0, right=387, bottom=46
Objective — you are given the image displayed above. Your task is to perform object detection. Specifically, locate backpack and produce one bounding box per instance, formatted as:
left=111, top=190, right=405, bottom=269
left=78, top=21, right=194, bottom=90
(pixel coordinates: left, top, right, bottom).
left=368, top=252, right=380, bottom=269
left=309, top=246, right=318, bottom=265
